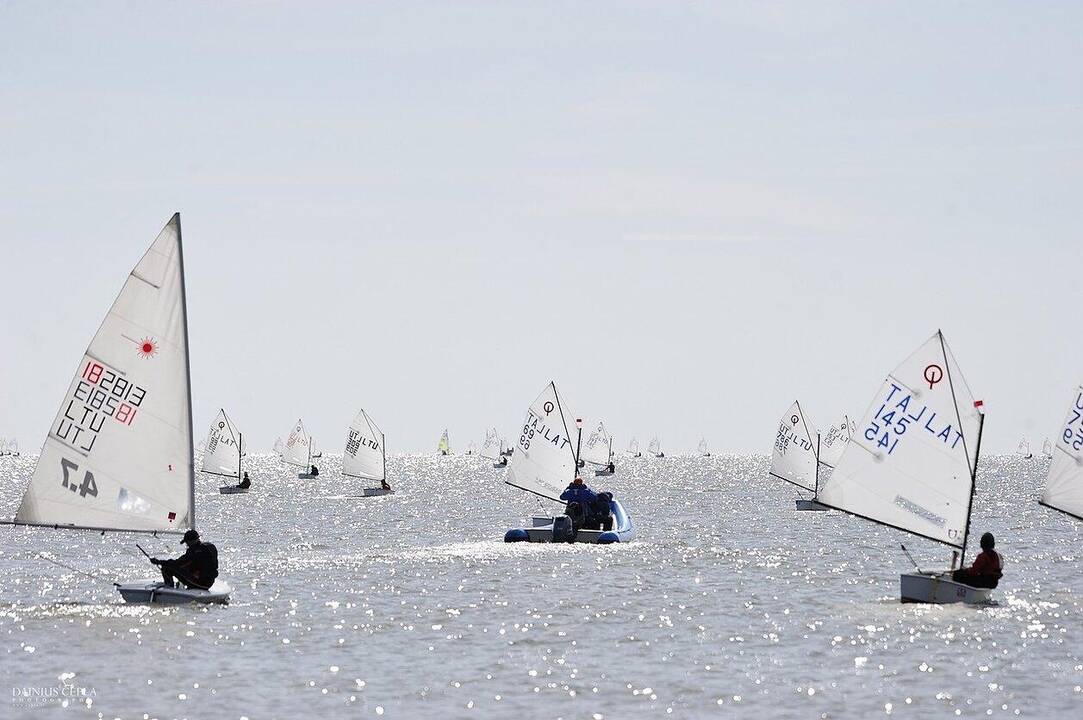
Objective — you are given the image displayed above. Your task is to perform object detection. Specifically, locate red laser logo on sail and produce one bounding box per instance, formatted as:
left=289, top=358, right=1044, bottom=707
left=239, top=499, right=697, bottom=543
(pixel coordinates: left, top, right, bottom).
left=137, top=337, right=159, bottom=359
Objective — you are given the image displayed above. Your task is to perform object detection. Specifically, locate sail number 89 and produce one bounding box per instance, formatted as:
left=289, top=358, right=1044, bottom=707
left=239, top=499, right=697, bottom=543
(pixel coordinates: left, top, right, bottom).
left=60, top=458, right=98, bottom=498
left=519, top=425, right=535, bottom=451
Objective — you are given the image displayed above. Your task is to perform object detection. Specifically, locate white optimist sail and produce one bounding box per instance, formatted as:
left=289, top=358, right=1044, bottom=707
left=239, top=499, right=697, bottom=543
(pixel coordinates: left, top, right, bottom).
left=480, top=428, right=502, bottom=461
left=506, top=381, right=577, bottom=502
left=438, top=429, right=450, bottom=455
left=581, top=421, right=612, bottom=466
left=628, top=437, right=640, bottom=455
left=1042, top=438, right=1053, bottom=458
left=280, top=419, right=314, bottom=468
left=818, top=416, right=852, bottom=468
left=698, top=438, right=710, bottom=456
left=817, top=331, right=984, bottom=550
left=11, top=214, right=194, bottom=533
left=648, top=436, right=662, bottom=455
left=343, top=409, right=385, bottom=481
left=1018, top=436, right=1032, bottom=457
left=770, top=401, right=819, bottom=493
left=201, top=409, right=243, bottom=479
left=1039, top=386, right=1083, bottom=521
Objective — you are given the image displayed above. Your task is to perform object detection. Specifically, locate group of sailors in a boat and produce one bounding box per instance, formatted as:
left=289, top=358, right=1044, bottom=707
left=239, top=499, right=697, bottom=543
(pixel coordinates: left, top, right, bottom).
left=560, top=476, right=615, bottom=532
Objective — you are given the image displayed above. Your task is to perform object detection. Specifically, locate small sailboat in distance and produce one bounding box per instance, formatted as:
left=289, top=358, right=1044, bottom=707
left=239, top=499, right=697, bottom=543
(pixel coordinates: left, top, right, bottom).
left=628, top=437, right=642, bottom=457
left=1018, top=436, right=1034, bottom=460
left=648, top=436, right=664, bottom=458
left=201, top=409, right=248, bottom=494
left=503, top=382, right=635, bottom=544
left=280, top=419, right=319, bottom=478
left=1042, top=437, right=1053, bottom=459
left=582, top=421, right=616, bottom=476
left=817, top=330, right=990, bottom=604
left=437, top=429, right=451, bottom=456
left=343, top=408, right=392, bottom=497
left=481, top=428, right=507, bottom=468
left=1039, top=385, right=1083, bottom=521
left=698, top=438, right=711, bottom=457
left=817, top=415, right=853, bottom=469
left=1, top=214, right=229, bottom=604
left=769, top=401, right=828, bottom=511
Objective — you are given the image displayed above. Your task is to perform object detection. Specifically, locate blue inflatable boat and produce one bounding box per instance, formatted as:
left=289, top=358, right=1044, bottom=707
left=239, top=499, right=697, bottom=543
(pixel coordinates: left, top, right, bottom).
left=504, top=498, right=635, bottom=544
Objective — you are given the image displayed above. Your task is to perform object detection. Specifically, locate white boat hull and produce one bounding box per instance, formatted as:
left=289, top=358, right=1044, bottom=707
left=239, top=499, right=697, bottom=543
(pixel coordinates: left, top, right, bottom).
left=219, top=486, right=249, bottom=494
left=900, top=572, right=994, bottom=604
left=795, top=499, right=828, bottom=511
left=360, top=487, right=393, bottom=497
left=117, top=580, right=231, bottom=605
left=297, top=473, right=318, bottom=479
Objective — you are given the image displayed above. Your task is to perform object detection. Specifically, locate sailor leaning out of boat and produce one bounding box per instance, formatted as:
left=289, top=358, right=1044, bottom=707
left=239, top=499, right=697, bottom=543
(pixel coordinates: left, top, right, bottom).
left=151, top=530, right=220, bottom=590
left=951, top=532, right=1004, bottom=589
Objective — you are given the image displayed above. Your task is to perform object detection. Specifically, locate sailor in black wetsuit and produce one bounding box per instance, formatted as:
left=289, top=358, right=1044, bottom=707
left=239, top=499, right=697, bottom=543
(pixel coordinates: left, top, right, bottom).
left=152, top=530, right=219, bottom=590
left=237, top=472, right=251, bottom=490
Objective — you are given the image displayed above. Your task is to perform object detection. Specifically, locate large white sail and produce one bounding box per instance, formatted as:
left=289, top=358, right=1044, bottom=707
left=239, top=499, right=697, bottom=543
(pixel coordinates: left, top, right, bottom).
left=506, top=382, right=577, bottom=502
left=818, top=415, right=852, bottom=468
left=201, top=409, right=243, bottom=479
left=817, top=331, right=983, bottom=549
left=1040, top=386, right=1083, bottom=520
left=343, top=409, right=385, bottom=481
left=581, top=421, right=612, bottom=466
left=280, top=419, right=314, bottom=468
left=480, top=428, right=502, bottom=461
left=12, top=214, right=194, bottom=533
left=769, top=400, right=819, bottom=493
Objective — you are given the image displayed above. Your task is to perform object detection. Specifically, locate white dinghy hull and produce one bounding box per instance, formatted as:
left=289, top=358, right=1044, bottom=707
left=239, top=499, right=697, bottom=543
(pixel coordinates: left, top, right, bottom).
left=900, top=572, right=993, bottom=605
left=117, top=580, right=231, bottom=605
left=360, top=487, right=393, bottom=497
left=219, top=486, right=249, bottom=494
left=297, top=473, right=318, bottom=479
left=795, top=498, right=828, bottom=511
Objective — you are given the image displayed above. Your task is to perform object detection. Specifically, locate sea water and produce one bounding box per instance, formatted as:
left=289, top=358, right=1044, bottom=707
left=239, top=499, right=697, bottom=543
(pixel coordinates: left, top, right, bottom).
left=0, top=454, right=1079, bottom=719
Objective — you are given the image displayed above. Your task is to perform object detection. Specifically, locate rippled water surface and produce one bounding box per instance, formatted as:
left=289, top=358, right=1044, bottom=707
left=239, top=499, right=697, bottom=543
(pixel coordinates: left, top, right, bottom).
left=1, top=453, right=1080, bottom=719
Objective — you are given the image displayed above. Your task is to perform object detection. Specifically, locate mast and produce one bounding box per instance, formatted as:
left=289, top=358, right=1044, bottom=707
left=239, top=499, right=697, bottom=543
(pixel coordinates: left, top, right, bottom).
left=381, top=430, right=387, bottom=482
left=238, top=431, right=243, bottom=481
left=813, top=432, right=822, bottom=498
left=959, top=412, right=985, bottom=564
left=175, top=213, right=196, bottom=531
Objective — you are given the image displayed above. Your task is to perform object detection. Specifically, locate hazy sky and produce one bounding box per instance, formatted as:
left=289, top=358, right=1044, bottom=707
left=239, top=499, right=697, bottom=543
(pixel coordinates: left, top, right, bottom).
left=1, top=2, right=1080, bottom=454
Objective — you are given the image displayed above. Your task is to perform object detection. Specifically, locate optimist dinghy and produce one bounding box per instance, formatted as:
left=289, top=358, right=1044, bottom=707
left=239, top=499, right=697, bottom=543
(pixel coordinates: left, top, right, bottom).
left=437, top=429, right=451, bottom=456
left=770, top=401, right=829, bottom=511
left=1038, top=385, right=1083, bottom=522
left=502, top=382, right=635, bottom=544
left=279, top=420, right=319, bottom=478
left=582, top=421, right=616, bottom=476
left=1, top=214, right=231, bottom=605
left=342, top=408, right=393, bottom=497
left=698, top=438, right=711, bottom=457
left=816, top=330, right=990, bottom=604
left=117, top=579, right=231, bottom=605
left=201, top=409, right=248, bottom=494
left=481, top=428, right=508, bottom=468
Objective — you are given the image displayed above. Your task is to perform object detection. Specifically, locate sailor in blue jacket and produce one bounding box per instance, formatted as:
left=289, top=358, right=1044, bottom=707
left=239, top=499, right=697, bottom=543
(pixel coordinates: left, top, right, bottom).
left=560, top=477, right=597, bottom=506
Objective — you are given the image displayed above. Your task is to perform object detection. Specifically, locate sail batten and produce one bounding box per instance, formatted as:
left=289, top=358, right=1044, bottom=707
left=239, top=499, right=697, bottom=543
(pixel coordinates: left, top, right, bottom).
left=12, top=215, right=194, bottom=533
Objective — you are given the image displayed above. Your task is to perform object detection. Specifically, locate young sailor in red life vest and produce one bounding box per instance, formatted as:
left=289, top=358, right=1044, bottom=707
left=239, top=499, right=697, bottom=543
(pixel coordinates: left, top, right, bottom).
left=952, top=532, right=1004, bottom=589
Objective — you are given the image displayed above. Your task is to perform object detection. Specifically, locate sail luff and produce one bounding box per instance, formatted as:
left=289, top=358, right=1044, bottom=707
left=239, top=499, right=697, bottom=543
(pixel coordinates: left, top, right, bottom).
left=176, top=214, right=195, bottom=530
